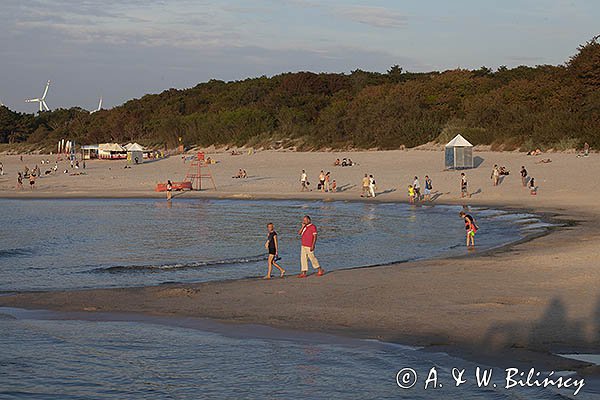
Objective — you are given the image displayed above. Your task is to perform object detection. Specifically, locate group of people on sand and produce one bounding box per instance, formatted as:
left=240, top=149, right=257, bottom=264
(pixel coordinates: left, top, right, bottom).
left=232, top=169, right=247, bottom=179
left=407, top=175, right=433, bottom=203
left=12, top=156, right=87, bottom=191
left=361, top=174, right=376, bottom=198
left=333, top=158, right=355, bottom=167
left=262, top=215, right=325, bottom=280
left=300, top=170, right=337, bottom=193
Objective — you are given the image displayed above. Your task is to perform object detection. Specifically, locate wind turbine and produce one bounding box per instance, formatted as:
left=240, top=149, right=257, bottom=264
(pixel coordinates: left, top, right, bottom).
left=25, top=80, right=51, bottom=112
left=90, top=96, right=102, bottom=114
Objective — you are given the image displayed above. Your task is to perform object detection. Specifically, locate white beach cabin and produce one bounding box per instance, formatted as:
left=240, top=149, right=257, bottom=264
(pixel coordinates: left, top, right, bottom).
left=125, top=143, right=145, bottom=165
left=445, top=134, right=473, bottom=169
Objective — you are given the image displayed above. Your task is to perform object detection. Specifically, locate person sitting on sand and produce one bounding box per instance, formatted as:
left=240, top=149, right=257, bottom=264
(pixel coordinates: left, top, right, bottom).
left=529, top=177, right=537, bottom=195
left=331, top=180, right=337, bottom=192
left=334, top=158, right=341, bottom=167
left=347, top=158, right=354, bottom=166
left=233, top=169, right=243, bottom=178
left=242, top=169, right=247, bottom=178
left=341, top=158, right=348, bottom=167
left=536, top=158, right=552, bottom=164
left=459, top=211, right=478, bottom=248
left=264, top=222, right=285, bottom=279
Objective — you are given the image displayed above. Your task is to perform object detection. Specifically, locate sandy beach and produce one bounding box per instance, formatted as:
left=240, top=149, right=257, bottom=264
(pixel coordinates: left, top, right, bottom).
left=1, top=149, right=599, bottom=373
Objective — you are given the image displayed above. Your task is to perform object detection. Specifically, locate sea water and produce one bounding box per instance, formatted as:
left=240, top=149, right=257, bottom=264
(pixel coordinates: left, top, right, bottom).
left=0, top=198, right=552, bottom=291
left=3, top=198, right=590, bottom=400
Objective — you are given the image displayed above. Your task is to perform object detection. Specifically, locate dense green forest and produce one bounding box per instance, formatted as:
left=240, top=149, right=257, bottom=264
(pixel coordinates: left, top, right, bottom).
left=1, top=38, right=599, bottom=152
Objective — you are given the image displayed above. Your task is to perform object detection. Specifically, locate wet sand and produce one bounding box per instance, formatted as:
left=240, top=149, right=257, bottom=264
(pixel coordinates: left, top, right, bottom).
left=1, top=149, right=599, bottom=372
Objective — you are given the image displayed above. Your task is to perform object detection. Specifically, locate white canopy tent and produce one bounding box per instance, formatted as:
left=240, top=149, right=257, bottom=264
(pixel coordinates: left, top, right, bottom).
left=126, top=143, right=146, bottom=164
left=445, top=134, right=473, bottom=169
left=98, top=143, right=127, bottom=159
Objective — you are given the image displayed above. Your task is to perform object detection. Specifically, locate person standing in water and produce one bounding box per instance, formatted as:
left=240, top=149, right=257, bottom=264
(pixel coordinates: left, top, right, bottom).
left=413, top=176, right=421, bottom=202
left=166, top=180, right=173, bottom=201
left=264, top=223, right=285, bottom=279
left=297, top=215, right=324, bottom=278
left=424, top=175, right=433, bottom=202
left=460, top=211, right=478, bottom=248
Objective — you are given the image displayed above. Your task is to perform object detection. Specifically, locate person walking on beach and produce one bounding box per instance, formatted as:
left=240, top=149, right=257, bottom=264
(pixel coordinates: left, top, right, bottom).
left=264, top=223, right=285, bottom=279
left=408, top=185, right=415, bottom=204
left=300, top=170, right=308, bottom=192
left=0, top=161, right=4, bottom=176
left=460, top=211, right=478, bottom=248
left=520, top=166, right=528, bottom=187
left=491, top=165, right=500, bottom=186
left=297, top=215, right=324, bottom=278
left=424, top=175, right=432, bottom=202
left=324, top=172, right=331, bottom=192
left=529, top=177, right=537, bottom=195
left=361, top=174, right=370, bottom=197
left=318, top=170, right=326, bottom=192
left=16, top=173, right=23, bottom=190
left=29, top=173, right=36, bottom=189
left=460, top=173, right=469, bottom=198
left=166, top=180, right=173, bottom=201
left=368, top=174, right=376, bottom=198
left=413, top=176, right=421, bottom=201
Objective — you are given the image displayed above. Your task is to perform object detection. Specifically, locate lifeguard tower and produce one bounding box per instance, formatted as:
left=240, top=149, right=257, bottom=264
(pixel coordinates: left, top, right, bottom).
left=184, top=152, right=216, bottom=191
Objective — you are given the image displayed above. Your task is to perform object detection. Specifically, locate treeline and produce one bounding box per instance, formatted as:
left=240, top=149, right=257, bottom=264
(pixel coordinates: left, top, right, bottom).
left=1, top=38, right=599, bottom=151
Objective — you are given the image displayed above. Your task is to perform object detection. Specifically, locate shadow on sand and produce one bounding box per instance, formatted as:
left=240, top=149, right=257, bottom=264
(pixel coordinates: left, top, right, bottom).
left=473, top=156, right=485, bottom=168
left=480, top=296, right=600, bottom=365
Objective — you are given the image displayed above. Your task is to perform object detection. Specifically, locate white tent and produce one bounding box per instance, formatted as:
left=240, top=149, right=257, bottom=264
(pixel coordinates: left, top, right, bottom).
left=98, top=143, right=127, bottom=159
left=445, top=134, right=473, bottom=169
left=126, top=143, right=145, bottom=164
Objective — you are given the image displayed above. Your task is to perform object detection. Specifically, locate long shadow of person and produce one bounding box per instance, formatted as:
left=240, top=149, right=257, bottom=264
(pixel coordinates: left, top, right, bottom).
left=527, top=297, right=587, bottom=351
left=594, top=297, right=600, bottom=346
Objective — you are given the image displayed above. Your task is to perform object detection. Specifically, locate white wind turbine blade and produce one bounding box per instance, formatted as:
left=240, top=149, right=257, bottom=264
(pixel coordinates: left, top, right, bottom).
left=42, top=100, right=50, bottom=111
left=25, top=98, right=40, bottom=102
left=41, top=80, right=50, bottom=100
left=98, top=96, right=102, bottom=110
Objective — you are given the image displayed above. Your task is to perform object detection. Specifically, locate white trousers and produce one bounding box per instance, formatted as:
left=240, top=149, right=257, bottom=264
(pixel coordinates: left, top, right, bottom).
left=300, top=246, right=320, bottom=272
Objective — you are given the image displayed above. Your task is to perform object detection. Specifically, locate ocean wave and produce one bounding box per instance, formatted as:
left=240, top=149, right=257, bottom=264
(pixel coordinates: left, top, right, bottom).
left=90, top=255, right=268, bottom=273
left=0, top=248, right=33, bottom=258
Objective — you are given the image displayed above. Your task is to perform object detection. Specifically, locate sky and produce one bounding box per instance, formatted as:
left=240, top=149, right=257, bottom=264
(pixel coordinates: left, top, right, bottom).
left=1, top=0, right=599, bottom=112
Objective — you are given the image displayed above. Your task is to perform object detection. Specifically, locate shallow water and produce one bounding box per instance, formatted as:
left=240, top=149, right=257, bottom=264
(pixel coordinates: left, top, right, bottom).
left=0, top=198, right=551, bottom=291
left=1, top=199, right=594, bottom=399
left=0, top=308, right=596, bottom=400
